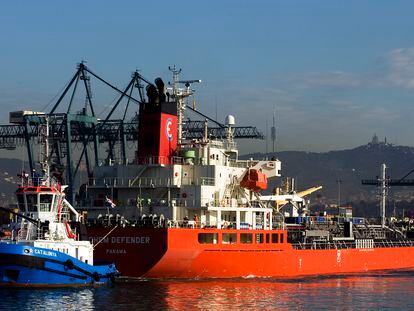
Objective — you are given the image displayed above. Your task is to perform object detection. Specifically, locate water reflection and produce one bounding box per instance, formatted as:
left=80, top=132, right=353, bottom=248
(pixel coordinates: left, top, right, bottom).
left=0, top=287, right=95, bottom=310
left=2, top=273, right=414, bottom=310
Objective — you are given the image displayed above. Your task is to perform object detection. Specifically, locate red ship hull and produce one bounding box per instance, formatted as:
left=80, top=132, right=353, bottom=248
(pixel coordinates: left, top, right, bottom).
left=87, top=227, right=414, bottom=278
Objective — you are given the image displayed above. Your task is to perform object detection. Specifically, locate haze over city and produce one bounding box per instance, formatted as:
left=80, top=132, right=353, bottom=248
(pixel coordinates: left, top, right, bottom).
left=1, top=1, right=414, bottom=154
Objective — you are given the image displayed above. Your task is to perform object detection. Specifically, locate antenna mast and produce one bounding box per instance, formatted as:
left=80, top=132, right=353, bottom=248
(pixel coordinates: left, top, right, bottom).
left=380, top=163, right=387, bottom=228
left=40, top=115, right=50, bottom=180
left=271, top=105, right=276, bottom=153
left=168, top=65, right=201, bottom=145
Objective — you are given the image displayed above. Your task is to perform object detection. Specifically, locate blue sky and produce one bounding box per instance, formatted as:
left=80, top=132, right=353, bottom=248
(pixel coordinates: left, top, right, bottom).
left=1, top=1, right=414, bottom=153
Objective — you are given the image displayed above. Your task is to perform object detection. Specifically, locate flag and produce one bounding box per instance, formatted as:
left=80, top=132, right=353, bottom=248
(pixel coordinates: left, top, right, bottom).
left=105, top=196, right=116, bottom=208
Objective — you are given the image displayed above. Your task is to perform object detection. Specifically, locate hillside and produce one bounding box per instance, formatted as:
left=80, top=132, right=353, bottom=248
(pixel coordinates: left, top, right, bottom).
left=0, top=158, right=28, bottom=206
left=1, top=142, right=414, bottom=214
left=243, top=142, right=414, bottom=205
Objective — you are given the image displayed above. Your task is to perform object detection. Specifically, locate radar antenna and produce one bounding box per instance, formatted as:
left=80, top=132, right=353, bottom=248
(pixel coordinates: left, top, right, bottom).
left=168, top=65, right=201, bottom=144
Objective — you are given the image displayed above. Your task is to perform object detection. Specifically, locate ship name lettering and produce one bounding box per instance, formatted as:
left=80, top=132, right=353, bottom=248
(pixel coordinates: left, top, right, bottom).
left=106, top=249, right=127, bottom=254
left=34, top=249, right=57, bottom=257
left=90, top=237, right=109, bottom=244
left=110, top=236, right=150, bottom=244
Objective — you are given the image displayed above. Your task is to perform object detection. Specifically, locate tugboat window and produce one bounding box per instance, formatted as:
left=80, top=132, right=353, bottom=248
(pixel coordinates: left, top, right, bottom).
left=26, top=194, right=38, bottom=212
left=40, top=194, right=53, bottom=212
left=16, top=194, right=25, bottom=211
left=272, top=233, right=279, bottom=243
left=240, top=233, right=253, bottom=244
left=198, top=233, right=218, bottom=244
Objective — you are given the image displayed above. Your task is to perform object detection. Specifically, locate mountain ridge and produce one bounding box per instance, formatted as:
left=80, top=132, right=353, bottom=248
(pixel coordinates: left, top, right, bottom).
left=1, top=142, right=414, bottom=210
left=243, top=142, right=414, bottom=204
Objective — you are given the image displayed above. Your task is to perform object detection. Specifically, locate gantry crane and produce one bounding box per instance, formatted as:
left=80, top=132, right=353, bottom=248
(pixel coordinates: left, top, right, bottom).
left=0, top=63, right=264, bottom=205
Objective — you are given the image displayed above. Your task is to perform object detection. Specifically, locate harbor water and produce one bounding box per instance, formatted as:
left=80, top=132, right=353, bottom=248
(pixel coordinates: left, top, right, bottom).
left=1, top=272, right=414, bottom=310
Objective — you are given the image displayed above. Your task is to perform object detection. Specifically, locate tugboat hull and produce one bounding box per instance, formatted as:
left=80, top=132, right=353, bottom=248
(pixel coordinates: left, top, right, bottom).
left=0, top=243, right=117, bottom=287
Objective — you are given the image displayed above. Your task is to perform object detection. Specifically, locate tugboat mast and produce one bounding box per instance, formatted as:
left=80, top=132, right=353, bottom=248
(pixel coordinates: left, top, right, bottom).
left=40, top=115, right=50, bottom=182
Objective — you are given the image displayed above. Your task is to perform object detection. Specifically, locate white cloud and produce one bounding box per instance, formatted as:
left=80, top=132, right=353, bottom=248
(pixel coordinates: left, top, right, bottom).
left=299, top=71, right=363, bottom=88
left=383, top=47, right=414, bottom=89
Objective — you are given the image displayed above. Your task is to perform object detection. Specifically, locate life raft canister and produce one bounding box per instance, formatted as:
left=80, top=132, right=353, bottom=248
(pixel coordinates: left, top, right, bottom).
left=240, top=169, right=268, bottom=192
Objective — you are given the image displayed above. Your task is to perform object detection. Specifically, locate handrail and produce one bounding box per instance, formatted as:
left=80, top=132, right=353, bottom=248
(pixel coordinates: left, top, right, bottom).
left=291, top=239, right=414, bottom=250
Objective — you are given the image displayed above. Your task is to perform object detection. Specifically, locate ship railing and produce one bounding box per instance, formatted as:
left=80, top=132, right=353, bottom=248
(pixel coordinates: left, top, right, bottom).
left=89, top=175, right=214, bottom=188
left=86, top=197, right=172, bottom=209
left=181, top=177, right=215, bottom=186
left=292, top=239, right=414, bottom=250
left=101, top=156, right=185, bottom=166
left=208, top=140, right=225, bottom=149
left=168, top=220, right=269, bottom=230
left=18, top=176, right=60, bottom=188
left=228, top=159, right=260, bottom=168
left=17, top=227, right=28, bottom=241
left=88, top=177, right=175, bottom=188
left=17, top=221, right=37, bottom=241
left=174, top=199, right=195, bottom=208
left=88, top=176, right=216, bottom=187
left=373, top=240, right=414, bottom=248
left=135, top=156, right=184, bottom=165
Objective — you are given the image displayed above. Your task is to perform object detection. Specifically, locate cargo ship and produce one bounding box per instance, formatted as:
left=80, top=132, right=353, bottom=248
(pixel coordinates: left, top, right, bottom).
left=82, top=68, right=414, bottom=278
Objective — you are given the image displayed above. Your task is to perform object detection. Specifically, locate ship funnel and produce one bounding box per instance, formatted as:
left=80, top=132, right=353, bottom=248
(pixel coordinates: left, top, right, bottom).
left=155, top=78, right=166, bottom=102
left=146, top=84, right=159, bottom=104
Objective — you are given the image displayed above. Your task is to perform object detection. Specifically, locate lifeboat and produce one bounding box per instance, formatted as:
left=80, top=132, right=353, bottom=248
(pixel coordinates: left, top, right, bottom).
left=240, top=169, right=267, bottom=192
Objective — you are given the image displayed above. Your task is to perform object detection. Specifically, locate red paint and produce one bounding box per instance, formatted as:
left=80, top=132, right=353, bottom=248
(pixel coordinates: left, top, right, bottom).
left=87, top=227, right=414, bottom=278
left=137, top=105, right=177, bottom=165
left=240, top=169, right=268, bottom=191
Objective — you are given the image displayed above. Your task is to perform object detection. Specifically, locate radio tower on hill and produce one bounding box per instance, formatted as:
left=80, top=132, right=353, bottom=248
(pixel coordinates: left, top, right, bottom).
left=271, top=105, right=276, bottom=153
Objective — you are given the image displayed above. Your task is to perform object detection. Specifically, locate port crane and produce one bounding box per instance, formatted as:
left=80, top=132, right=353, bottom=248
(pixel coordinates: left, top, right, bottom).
left=0, top=63, right=264, bottom=205
left=362, top=164, right=414, bottom=227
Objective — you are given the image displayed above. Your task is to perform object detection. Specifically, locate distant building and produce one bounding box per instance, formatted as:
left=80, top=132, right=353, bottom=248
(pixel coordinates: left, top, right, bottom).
left=369, top=134, right=390, bottom=146
left=371, top=133, right=379, bottom=145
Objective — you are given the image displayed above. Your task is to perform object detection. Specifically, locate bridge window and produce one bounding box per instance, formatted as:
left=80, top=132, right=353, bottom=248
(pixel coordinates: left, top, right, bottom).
left=266, top=234, right=270, bottom=243
left=222, top=233, right=237, bottom=244
left=198, top=233, right=218, bottom=244
left=255, top=233, right=264, bottom=244
left=240, top=233, right=252, bottom=244
left=271, top=233, right=279, bottom=243
left=40, top=194, right=53, bottom=212
left=26, top=194, right=38, bottom=212
left=280, top=233, right=284, bottom=243
left=16, top=194, right=25, bottom=212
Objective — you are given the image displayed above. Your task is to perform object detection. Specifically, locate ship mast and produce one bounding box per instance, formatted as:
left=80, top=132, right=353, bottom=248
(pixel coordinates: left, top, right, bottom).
left=168, top=65, right=201, bottom=145
left=40, top=115, right=50, bottom=182
left=380, top=163, right=387, bottom=228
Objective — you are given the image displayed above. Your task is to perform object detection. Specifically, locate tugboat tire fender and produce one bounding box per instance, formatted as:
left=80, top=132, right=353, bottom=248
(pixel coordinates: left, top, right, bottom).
left=93, top=272, right=100, bottom=282
left=64, top=259, right=75, bottom=270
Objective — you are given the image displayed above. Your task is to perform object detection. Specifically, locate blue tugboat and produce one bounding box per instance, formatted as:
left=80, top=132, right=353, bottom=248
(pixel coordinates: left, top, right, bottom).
left=0, top=118, right=118, bottom=287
